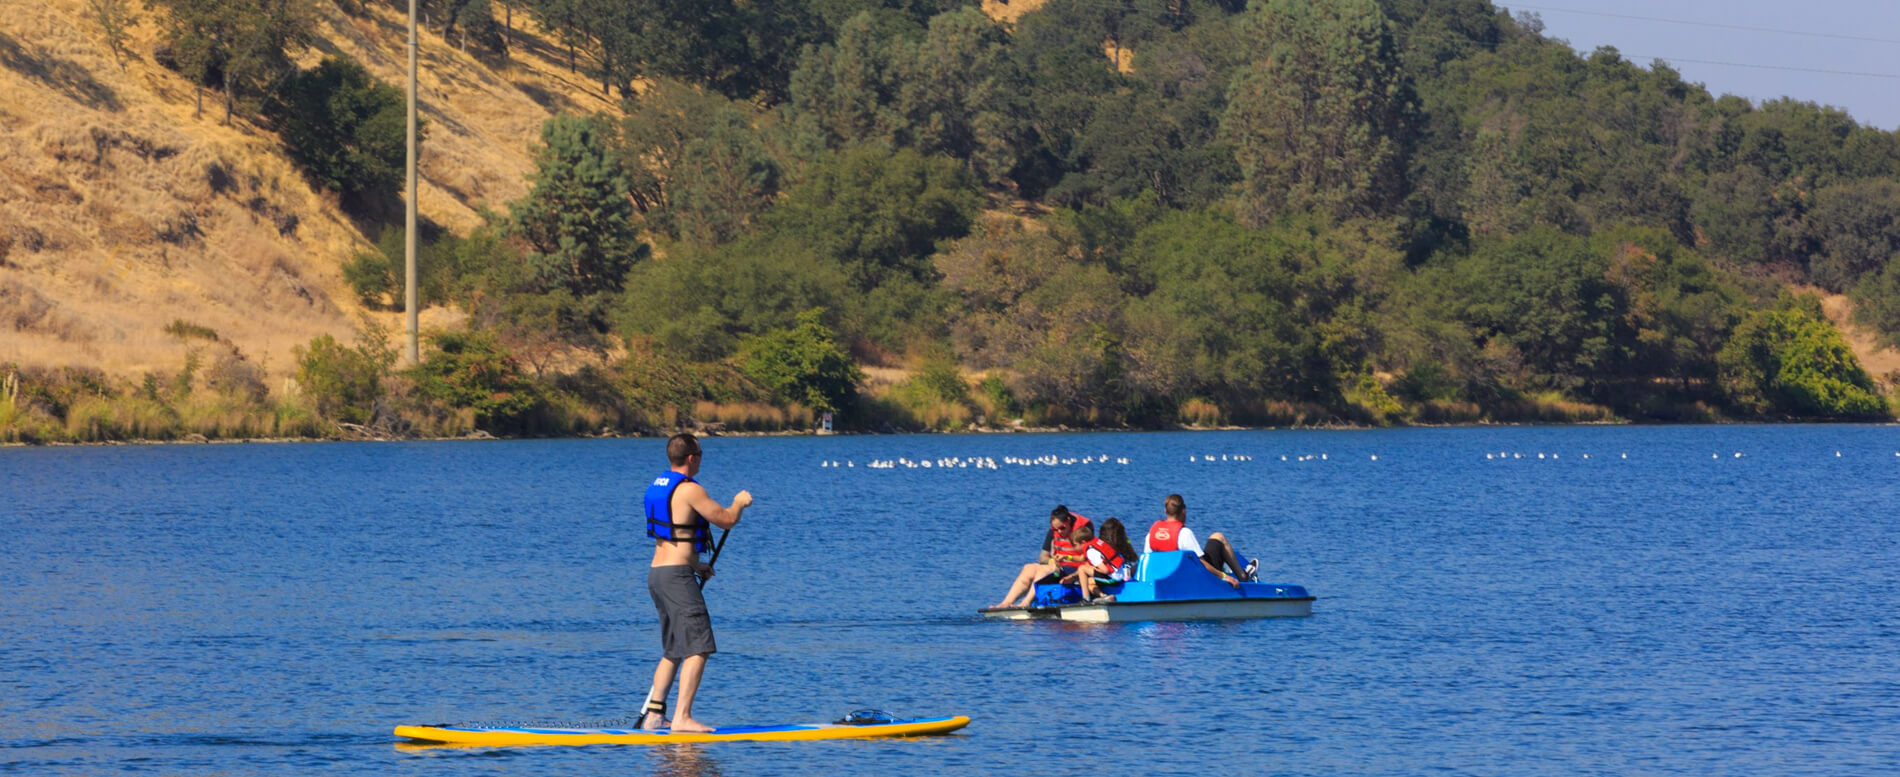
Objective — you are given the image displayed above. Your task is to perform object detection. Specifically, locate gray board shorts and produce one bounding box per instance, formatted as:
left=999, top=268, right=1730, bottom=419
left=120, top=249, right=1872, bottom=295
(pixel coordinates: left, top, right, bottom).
left=648, top=564, right=717, bottom=660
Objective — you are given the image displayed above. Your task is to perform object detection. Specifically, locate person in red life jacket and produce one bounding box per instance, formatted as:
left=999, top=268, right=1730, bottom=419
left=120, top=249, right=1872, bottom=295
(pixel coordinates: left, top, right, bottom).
left=1068, top=518, right=1138, bottom=603
left=1144, top=494, right=1258, bottom=588
left=989, top=506, right=1092, bottom=609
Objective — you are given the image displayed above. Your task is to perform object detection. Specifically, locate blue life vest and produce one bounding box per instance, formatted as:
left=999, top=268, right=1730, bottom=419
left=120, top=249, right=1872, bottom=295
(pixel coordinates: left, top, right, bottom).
left=643, top=471, right=711, bottom=553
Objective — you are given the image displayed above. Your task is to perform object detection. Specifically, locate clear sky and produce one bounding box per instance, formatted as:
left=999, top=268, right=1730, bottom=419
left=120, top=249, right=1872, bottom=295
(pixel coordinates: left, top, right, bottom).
left=1497, top=1, right=1900, bottom=130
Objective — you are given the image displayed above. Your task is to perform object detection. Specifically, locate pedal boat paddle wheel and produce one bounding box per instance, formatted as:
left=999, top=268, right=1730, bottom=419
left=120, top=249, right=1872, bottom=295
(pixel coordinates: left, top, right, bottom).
left=979, top=551, right=1314, bottom=622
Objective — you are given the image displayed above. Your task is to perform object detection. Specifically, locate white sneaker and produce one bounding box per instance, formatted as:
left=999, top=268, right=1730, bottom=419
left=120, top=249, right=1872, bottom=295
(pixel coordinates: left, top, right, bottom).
left=1242, top=559, right=1259, bottom=582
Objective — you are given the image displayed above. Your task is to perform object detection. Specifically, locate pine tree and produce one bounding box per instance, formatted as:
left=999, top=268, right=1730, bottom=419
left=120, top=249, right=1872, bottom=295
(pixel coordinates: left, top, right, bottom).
left=1220, top=0, right=1412, bottom=225
left=511, top=115, right=646, bottom=298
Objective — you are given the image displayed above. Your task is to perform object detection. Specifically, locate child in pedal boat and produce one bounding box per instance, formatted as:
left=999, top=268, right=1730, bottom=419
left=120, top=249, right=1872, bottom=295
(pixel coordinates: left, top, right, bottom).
left=1146, top=494, right=1258, bottom=588
left=1068, top=518, right=1138, bottom=603
left=990, top=506, right=1091, bottom=609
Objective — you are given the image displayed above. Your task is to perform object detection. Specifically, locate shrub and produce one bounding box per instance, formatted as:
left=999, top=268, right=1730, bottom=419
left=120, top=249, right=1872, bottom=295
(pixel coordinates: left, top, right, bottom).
left=737, top=308, right=862, bottom=414
left=909, top=356, right=969, bottom=404
left=973, top=374, right=1017, bottom=421
left=342, top=249, right=396, bottom=309
left=1391, top=363, right=1461, bottom=403
left=164, top=319, right=220, bottom=342
left=205, top=349, right=268, bottom=404
left=1717, top=294, right=1887, bottom=418
left=408, top=330, right=539, bottom=432
left=294, top=322, right=396, bottom=425
left=1344, top=373, right=1405, bottom=425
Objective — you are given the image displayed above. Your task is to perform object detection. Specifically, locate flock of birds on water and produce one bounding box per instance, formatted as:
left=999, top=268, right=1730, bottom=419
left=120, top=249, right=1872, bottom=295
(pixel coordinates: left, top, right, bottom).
left=813, top=449, right=1900, bottom=469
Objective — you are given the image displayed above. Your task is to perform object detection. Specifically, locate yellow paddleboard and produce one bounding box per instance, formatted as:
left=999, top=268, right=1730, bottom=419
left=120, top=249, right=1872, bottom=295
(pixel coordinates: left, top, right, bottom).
left=393, top=715, right=969, bottom=746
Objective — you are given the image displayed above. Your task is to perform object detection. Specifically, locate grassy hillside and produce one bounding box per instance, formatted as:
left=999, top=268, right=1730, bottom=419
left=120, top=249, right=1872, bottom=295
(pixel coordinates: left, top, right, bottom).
left=4, top=0, right=1898, bottom=443
left=0, top=0, right=608, bottom=380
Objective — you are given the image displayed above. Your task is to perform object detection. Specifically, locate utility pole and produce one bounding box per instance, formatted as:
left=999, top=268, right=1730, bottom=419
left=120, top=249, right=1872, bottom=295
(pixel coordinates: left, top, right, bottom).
left=404, top=0, right=420, bottom=365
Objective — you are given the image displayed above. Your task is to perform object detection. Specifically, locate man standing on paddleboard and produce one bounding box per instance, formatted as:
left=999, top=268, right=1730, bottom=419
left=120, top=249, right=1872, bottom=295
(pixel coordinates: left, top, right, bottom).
left=640, top=433, right=751, bottom=732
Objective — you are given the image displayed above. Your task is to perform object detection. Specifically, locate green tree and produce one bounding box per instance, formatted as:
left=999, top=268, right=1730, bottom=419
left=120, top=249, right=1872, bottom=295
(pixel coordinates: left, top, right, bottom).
left=619, top=80, right=780, bottom=245
left=1220, top=0, right=1411, bottom=225
left=613, top=237, right=847, bottom=360
left=1443, top=227, right=1630, bottom=395
left=511, top=115, right=648, bottom=299
left=1597, top=230, right=1742, bottom=392
left=148, top=0, right=312, bottom=121
left=895, top=7, right=1023, bottom=184
left=786, top=12, right=907, bottom=151
left=88, top=0, right=139, bottom=68
left=1120, top=209, right=1339, bottom=407
left=787, top=8, right=1023, bottom=184
left=1717, top=294, right=1885, bottom=418
left=761, top=145, right=980, bottom=292
left=1802, top=179, right=1900, bottom=292
left=737, top=308, right=863, bottom=413
left=271, top=56, right=411, bottom=213
left=1852, top=264, right=1900, bottom=349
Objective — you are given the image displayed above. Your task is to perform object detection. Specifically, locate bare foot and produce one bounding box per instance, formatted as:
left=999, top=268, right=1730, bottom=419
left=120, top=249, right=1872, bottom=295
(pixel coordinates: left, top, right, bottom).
left=669, top=716, right=715, bottom=733
left=640, top=712, right=670, bottom=731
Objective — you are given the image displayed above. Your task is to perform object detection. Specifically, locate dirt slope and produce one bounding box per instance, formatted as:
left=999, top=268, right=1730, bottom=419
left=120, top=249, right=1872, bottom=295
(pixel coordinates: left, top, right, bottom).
left=1815, top=291, right=1900, bottom=379
left=0, top=0, right=610, bottom=378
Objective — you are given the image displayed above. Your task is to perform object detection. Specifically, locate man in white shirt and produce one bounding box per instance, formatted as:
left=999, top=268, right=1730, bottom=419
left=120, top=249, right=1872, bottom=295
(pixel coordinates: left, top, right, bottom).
left=1143, top=493, right=1257, bottom=587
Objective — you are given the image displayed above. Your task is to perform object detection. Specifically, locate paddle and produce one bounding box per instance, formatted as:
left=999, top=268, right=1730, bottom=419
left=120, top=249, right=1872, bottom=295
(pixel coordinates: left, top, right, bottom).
left=697, top=525, right=732, bottom=590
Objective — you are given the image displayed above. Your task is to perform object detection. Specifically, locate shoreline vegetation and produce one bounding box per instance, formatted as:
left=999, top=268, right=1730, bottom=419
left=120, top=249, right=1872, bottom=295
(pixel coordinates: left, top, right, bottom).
left=10, top=0, right=1900, bottom=445
left=2, top=314, right=1890, bottom=446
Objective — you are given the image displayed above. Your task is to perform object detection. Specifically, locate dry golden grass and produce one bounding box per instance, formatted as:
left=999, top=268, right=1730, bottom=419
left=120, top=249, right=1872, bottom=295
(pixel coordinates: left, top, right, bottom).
left=692, top=400, right=815, bottom=432
left=1, top=0, right=611, bottom=385
left=1805, top=286, right=1900, bottom=377
left=1494, top=393, right=1618, bottom=424
left=1103, top=40, right=1136, bottom=75
left=981, top=0, right=1049, bottom=25
left=1178, top=397, right=1223, bottom=426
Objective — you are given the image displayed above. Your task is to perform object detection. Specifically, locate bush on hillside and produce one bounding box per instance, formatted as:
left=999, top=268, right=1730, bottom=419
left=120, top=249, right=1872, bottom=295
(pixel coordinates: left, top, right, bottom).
left=408, top=330, right=539, bottom=432
left=294, top=322, right=398, bottom=426
left=270, top=56, right=413, bottom=214
left=737, top=308, right=862, bottom=414
left=1717, top=294, right=1887, bottom=419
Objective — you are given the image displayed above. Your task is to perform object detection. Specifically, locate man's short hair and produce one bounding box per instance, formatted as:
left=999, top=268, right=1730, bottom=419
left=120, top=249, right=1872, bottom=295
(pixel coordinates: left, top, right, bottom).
left=1164, top=494, right=1186, bottom=519
left=1050, top=505, right=1072, bottom=525
left=667, top=433, right=701, bottom=466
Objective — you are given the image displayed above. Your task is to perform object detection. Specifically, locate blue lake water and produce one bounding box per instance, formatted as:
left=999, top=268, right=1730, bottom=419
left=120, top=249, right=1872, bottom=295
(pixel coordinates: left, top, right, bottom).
left=4, top=426, right=1899, bottom=776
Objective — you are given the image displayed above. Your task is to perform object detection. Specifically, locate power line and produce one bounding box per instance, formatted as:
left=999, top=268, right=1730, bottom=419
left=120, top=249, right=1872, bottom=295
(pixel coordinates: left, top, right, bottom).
left=1503, top=3, right=1900, bottom=46
left=1625, top=55, right=1900, bottom=80
left=1016, top=1, right=1900, bottom=81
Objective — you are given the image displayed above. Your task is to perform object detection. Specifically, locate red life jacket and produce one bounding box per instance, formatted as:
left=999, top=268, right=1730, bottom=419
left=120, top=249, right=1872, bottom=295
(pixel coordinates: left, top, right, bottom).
left=1147, top=519, right=1185, bottom=552
left=1083, top=537, right=1125, bottom=572
left=1049, top=514, right=1092, bottom=568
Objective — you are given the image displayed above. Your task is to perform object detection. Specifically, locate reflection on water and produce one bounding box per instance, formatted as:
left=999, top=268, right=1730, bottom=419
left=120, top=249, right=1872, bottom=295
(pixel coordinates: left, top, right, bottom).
left=648, top=743, right=724, bottom=777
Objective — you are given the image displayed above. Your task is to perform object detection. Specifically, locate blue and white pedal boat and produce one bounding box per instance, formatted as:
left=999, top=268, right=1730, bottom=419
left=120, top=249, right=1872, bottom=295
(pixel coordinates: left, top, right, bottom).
left=980, top=551, right=1314, bottom=622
